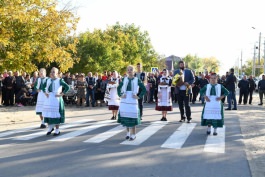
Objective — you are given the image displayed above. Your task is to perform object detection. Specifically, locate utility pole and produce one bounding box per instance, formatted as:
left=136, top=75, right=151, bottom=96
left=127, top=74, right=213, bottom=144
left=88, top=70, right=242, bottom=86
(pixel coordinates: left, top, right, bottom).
left=253, top=44, right=256, bottom=76
left=263, top=40, right=265, bottom=73
left=258, top=32, right=261, bottom=75
left=237, top=57, right=240, bottom=77
left=240, top=50, right=243, bottom=76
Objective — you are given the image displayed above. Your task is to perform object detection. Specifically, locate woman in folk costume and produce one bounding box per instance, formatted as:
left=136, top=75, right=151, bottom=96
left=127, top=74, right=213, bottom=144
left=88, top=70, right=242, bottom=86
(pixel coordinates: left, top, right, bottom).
left=34, top=68, right=48, bottom=128
left=43, top=67, right=70, bottom=136
left=117, top=65, right=146, bottom=141
left=200, top=73, right=229, bottom=136
left=155, top=69, right=173, bottom=121
left=107, top=71, right=120, bottom=120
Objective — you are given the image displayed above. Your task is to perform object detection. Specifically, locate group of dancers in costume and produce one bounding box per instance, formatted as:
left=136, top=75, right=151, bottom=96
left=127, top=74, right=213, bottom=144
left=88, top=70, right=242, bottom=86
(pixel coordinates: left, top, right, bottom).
left=34, top=64, right=228, bottom=139
left=35, top=67, right=69, bottom=136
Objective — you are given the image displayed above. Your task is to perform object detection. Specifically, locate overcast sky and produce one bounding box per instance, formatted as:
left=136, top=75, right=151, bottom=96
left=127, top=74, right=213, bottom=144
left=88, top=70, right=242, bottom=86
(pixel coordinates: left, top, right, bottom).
left=65, top=0, right=265, bottom=74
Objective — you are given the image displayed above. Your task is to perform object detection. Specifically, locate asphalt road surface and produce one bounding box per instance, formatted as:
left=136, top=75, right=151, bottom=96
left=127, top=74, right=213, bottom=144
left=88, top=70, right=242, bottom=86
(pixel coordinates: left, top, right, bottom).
left=0, top=103, right=251, bottom=177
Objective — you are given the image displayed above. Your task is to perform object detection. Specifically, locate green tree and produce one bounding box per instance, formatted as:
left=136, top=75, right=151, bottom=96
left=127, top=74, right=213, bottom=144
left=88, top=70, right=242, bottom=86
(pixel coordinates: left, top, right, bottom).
left=201, top=57, right=220, bottom=73
left=0, top=0, right=79, bottom=72
left=182, top=54, right=203, bottom=72
left=73, top=23, right=159, bottom=74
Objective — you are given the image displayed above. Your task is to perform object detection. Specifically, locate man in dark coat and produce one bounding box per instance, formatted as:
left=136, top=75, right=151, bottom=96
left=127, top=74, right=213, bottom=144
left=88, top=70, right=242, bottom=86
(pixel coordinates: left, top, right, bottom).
left=225, top=68, right=237, bottom=110
left=247, top=75, right=256, bottom=105
left=3, top=71, right=15, bottom=106
left=238, top=75, right=250, bottom=105
left=258, top=75, right=265, bottom=105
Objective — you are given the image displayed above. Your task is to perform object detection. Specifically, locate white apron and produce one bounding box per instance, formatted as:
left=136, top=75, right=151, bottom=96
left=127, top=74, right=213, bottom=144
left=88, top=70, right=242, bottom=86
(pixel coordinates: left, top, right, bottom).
left=119, top=77, right=139, bottom=119
left=158, top=85, right=172, bottom=106
left=42, top=78, right=62, bottom=119
left=203, top=84, right=222, bottom=120
left=119, top=91, right=138, bottom=118
left=35, top=78, right=47, bottom=113
left=107, top=79, right=120, bottom=106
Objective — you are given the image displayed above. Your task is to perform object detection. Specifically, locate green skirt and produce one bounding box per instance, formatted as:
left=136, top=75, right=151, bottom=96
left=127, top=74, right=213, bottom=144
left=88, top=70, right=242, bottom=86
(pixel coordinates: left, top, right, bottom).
left=201, top=103, right=224, bottom=128
left=44, top=98, right=65, bottom=124
left=117, top=113, right=141, bottom=127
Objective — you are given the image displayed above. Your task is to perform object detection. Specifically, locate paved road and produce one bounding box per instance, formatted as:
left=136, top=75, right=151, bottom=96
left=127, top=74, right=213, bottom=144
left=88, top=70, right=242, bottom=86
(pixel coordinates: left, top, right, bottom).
left=0, top=102, right=251, bottom=177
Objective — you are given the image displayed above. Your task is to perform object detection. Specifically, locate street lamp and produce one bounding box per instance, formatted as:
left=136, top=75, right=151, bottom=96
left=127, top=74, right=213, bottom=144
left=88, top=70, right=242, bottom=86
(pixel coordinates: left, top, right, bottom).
left=252, top=27, right=263, bottom=76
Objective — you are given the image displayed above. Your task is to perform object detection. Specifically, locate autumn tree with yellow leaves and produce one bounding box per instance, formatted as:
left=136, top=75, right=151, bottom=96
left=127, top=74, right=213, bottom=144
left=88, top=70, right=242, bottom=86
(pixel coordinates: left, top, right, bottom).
left=0, top=0, right=79, bottom=73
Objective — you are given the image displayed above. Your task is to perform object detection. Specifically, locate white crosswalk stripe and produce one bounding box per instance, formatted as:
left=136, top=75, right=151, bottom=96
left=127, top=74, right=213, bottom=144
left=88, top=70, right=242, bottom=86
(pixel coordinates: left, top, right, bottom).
left=0, top=125, right=38, bottom=138
left=0, top=120, right=227, bottom=153
left=49, top=120, right=116, bottom=142
left=161, top=123, right=196, bottom=149
left=13, top=119, right=94, bottom=140
left=204, top=126, right=225, bottom=153
left=121, top=121, right=168, bottom=146
left=84, top=125, right=124, bottom=143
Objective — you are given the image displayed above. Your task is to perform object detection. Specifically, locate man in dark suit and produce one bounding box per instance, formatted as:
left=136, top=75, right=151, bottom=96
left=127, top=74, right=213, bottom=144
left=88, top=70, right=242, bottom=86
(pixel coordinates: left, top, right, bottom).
left=174, top=61, right=195, bottom=123
left=225, top=68, right=237, bottom=110
left=85, top=72, right=96, bottom=107
left=238, top=75, right=250, bottom=105
left=247, top=75, right=256, bottom=105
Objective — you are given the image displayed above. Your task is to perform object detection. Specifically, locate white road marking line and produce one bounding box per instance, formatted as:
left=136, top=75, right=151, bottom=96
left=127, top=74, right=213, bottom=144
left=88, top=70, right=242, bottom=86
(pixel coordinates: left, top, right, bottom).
left=0, top=125, right=38, bottom=138
left=161, top=123, right=196, bottom=149
left=84, top=125, right=124, bottom=143
left=121, top=121, right=168, bottom=146
left=49, top=120, right=116, bottom=142
left=13, top=119, right=93, bottom=140
left=204, top=126, right=225, bottom=153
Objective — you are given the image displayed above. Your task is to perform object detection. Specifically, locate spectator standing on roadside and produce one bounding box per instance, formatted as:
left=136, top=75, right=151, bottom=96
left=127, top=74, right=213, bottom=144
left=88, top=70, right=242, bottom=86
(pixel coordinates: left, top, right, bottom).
left=30, top=71, right=38, bottom=90
left=3, top=71, right=15, bottom=106
left=225, top=68, right=237, bottom=110
left=85, top=72, right=96, bottom=107
left=258, top=75, right=265, bottom=105
left=14, top=71, right=25, bottom=105
left=238, top=75, right=250, bottom=105
left=0, top=74, right=3, bottom=105
left=247, top=75, right=256, bottom=105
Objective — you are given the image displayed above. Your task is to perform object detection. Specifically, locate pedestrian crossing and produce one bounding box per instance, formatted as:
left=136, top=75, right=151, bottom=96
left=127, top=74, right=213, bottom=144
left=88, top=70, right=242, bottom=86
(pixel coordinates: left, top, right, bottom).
left=161, top=123, right=197, bottom=149
left=121, top=121, right=168, bottom=146
left=0, top=119, right=226, bottom=153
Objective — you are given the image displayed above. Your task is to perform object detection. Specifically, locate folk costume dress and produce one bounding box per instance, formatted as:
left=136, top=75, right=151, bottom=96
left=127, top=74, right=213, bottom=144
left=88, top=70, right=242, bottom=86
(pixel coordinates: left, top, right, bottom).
left=107, top=78, right=120, bottom=110
left=155, top=76, right=173, bottom=111
left=35, top=77, right=48, bottom=115
left=42, top=78, right=70, bottom=124
left=200, top=84, right=229, bottom=128
left=117, top=77, right=146, bottom=127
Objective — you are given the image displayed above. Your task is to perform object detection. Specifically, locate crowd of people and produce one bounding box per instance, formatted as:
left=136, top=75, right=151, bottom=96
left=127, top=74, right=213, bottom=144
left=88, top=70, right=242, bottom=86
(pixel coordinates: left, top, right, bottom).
left=1, top=62, right=265, bottom=139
